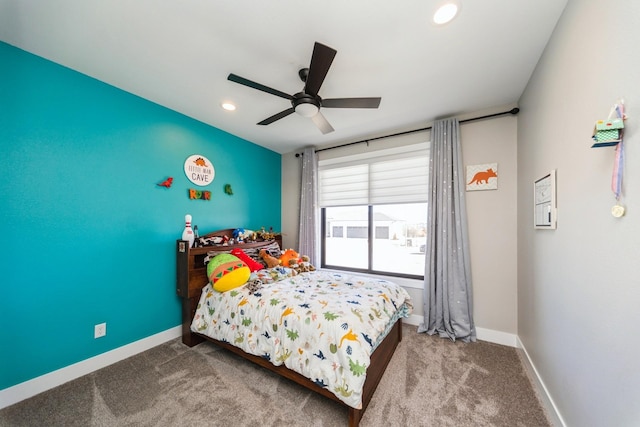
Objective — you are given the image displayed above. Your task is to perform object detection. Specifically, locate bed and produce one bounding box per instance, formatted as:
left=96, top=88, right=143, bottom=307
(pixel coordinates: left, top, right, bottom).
left=176, top=228, right=412, bottom=426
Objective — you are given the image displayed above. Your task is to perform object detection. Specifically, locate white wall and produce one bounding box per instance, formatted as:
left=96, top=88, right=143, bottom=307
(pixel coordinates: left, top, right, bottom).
left=517, top=1, right=640, bottom=425
left=462, top=114, right=518, bottom=335
left=281, top=104, right=519, bottom=338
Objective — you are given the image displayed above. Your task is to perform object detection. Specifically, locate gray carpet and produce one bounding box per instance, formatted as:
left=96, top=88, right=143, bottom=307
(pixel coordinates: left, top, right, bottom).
left=0, top=325, right=551, bottom=426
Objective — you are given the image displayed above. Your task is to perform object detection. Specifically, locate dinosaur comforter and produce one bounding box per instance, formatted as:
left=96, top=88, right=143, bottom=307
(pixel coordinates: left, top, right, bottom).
left=191, top=269, right=412, bottom=409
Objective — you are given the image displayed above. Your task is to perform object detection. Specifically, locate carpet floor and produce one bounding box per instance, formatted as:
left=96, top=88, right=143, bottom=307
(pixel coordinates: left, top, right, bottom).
left=0, top=325, right=551, bottom=426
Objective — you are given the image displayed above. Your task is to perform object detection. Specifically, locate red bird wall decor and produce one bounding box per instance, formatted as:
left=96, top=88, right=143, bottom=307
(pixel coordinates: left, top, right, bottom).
left=157, top=177, right=173, bottom=188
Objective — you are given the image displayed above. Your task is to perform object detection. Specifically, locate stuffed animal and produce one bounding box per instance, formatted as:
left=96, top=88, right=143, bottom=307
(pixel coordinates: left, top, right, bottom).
left=243, top=229, right=256, bottom=242
left=279, top=249, right=301, bottom=269
left=289, top=254, right=316, bottom=274
left=299, top=255, right=316, bottom=272
left=244, top=279, right=263, bottom=295
left=230, top=248, right=264, bottom=272
left=257, top=226, right=277, bottom=241
left=259, top=249, right=280, bottom=268
left=287, top=258, right=300, bottom=270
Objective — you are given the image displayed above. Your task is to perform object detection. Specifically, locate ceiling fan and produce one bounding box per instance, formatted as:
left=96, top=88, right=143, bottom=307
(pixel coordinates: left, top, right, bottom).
left=227, top=42, right=381, bottom=134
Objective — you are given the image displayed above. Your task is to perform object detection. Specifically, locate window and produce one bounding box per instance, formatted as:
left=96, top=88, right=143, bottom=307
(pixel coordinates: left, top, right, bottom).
left=319, top=143, right=429, bottom=279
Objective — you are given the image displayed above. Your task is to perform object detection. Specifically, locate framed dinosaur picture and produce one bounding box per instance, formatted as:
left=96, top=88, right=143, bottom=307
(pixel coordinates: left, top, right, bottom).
left=466, top=163, right=498, bottom=191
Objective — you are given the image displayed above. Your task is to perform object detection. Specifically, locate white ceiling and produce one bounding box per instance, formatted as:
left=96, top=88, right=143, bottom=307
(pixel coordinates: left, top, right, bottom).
left=0, top=0, right=567, bottom=154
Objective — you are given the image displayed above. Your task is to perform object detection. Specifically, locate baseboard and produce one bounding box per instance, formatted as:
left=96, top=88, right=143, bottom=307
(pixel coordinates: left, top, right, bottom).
left=516, top=336, right=566, bottom=427
left=0, top=325, right=182, bottom=410
left=402, top=313, right=425, bottom=328
left=475, top=327, right=517, bottom=347
left=402, top=315, right=518, bottom=347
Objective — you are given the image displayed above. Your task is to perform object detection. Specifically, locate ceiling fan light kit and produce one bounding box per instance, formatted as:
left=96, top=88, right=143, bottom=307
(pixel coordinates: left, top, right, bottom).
left=433, top=2, right=460, bottom=25
left=295, top=99, right=320, bottom=118
left=227, top=42, right=381, bottom=134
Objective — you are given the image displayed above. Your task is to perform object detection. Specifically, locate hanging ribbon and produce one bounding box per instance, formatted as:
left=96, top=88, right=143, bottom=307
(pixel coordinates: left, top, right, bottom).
left=609, top=101, right=625, bottom=200
left=612, top=141, right=624, bottom=200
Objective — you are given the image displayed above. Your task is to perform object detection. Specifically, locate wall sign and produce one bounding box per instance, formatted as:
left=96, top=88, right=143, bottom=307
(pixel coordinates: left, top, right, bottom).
left=184, top=154, right=215, bottom=186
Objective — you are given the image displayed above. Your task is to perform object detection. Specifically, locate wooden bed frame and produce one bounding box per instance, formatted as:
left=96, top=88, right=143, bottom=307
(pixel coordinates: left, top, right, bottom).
left=176, top=229, right=403, bottom=427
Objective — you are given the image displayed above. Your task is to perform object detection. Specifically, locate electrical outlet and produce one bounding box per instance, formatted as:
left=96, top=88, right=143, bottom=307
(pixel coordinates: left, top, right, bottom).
left=94, top=323, right=106, bottom=339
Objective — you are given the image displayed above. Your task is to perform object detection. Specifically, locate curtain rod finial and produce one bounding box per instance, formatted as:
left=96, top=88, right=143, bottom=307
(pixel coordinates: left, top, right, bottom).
left=510, top=107, right=520, bottom=115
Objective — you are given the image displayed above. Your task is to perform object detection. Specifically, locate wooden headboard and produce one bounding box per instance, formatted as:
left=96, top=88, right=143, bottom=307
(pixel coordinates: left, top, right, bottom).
left=175, top=228, right=282, bottom=346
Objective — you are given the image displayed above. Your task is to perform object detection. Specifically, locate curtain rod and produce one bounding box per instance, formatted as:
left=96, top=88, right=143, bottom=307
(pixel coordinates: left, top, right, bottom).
left=295, top=107, right=519, bottom=157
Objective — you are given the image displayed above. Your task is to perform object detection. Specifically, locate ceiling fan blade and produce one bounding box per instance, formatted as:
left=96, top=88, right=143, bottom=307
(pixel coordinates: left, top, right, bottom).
left=257, top=108, right=295, bottom=125
left=322, top=97, right=382, bottom=109
left=228, top=73, right=293, bottom=100
left=311, top=111, right=335, bottom=134
left=304, top=42, right=337, bottom=97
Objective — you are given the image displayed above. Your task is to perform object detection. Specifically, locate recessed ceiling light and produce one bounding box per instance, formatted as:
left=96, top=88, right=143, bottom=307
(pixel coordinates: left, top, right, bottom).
left=221, top=102, right=236, bottom=111
left=433, top=3, right=459, bottom=25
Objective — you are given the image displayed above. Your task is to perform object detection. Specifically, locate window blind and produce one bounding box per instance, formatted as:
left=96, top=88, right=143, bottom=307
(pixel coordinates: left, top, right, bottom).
left=318, top=142, right=430, bottom=207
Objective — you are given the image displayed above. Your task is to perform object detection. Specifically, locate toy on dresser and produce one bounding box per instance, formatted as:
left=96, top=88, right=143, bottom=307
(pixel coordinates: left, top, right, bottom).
left=182, top=214, right=195, bottom=248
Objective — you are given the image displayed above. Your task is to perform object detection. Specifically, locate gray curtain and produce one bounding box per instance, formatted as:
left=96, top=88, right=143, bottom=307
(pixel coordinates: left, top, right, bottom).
left=298, top=147, right=319, bottom=265
left=418, top=118, right=476, bottom=343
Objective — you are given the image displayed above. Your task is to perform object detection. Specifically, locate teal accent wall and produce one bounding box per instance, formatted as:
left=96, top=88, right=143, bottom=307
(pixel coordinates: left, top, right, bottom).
left=0, top=42, right=281, bottom=390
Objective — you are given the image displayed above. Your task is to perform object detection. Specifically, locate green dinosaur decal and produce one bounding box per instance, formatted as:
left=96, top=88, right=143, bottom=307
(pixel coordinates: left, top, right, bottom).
left=270, top=298, right=280, bottom=306
left=272, top=323, right=278, bottom=332
left=197, top=322, right=207, bottom=331
left=241, top=317, right=252, bottom=327
left=208, top=307, right=215, bottom=316
left=350, top=308, right=363, bottom=322
left=230, top=290, right=239, bottom=297
left=286, top=328, right=299, bottom=341
left=329, top=343, right=338, bottom=354
left=324, top=311, right=339, bottom=321
left=349, top=358, right=366, bottom=377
